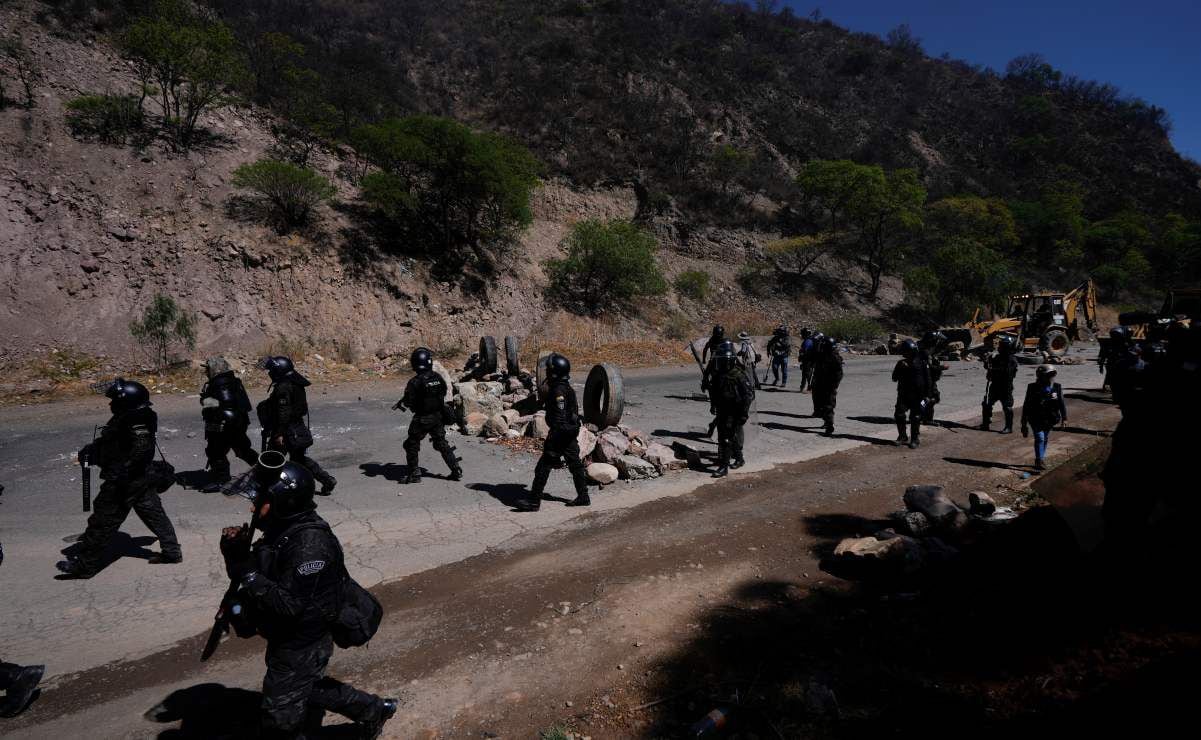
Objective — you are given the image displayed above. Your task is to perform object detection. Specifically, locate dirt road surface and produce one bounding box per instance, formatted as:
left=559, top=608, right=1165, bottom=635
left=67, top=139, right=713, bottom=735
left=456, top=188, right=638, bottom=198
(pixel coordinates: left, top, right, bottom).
left=0, top=349, right=1137, bottom=737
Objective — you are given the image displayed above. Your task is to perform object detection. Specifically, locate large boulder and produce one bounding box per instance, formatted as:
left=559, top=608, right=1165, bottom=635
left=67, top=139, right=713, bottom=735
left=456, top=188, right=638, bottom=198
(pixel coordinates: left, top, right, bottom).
left=577, top=427, right=597, bottom=460
left=902, top=485, right=967, bottom=531
left=463, top=412, right=488, bottom=436
left=500, top=409, right=522, bottom=426
left=644, top=442, right=686, bottom=473
left=670, top=440, right=704, bottom=470
left=431, top=360, right=454, bottom=403
left=587, top=463, right=619, bottom=485
left=615, top=454, right=659, bottom=480
left=594, top=429, right=630, bottom=463
left=482, top=414, right=510, bottom=438
left=830, top=534, right=925, bottom=578
left=455, top=382, right=504, bottom=419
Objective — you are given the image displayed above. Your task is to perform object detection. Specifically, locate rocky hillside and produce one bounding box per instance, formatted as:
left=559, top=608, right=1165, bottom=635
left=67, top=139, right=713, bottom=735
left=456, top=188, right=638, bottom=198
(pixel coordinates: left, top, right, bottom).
left=0, top=0, right=901, bottom=376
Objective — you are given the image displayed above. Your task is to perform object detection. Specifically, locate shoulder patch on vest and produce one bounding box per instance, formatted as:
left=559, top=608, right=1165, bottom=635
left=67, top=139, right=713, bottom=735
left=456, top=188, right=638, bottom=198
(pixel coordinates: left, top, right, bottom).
left=296, top=560, right=326, bottom=576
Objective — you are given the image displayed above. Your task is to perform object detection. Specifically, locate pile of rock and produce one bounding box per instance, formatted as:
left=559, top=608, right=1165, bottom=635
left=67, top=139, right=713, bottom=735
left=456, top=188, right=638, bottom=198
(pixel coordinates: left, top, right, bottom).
left=448, top=365, right=688, bottom=484
left=827, top=485, right=1007, bottom=581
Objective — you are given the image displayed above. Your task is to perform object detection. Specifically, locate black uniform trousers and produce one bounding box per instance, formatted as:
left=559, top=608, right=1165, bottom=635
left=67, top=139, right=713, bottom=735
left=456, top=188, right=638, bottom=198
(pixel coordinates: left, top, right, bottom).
left=812, top=387, right=838, bottom=429
left=532, top=429, right=588, bottom=496
left=714, top=412, right=747, bottom=466
left=403, top=413, right=457, bottom=471
left=894, top=396, right=924, bottom=439
left=267, top=438, right=335, bottom=489
left=205, top=425, right=258, bottom=481
left=76, top=478, right=181, bottom=570
left=800, top=360, right=815, bottom=391
left=261, top=635, right=380, bottom=737
left=982, top=384, right=1015, bottom=428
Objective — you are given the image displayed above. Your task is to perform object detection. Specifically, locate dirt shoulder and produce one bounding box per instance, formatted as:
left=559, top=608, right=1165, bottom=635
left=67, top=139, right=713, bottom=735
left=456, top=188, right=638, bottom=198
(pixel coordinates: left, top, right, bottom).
left=14, top=393, right=1181, bottom=739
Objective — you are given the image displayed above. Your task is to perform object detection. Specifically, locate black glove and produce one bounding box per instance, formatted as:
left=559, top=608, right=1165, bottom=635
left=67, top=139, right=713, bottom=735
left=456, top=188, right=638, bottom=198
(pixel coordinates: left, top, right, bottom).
left=78, top=443, right=93, bottom=462
left=220, top=524, right=253, bottom=578
left=392, top=400, right=406, bottom=411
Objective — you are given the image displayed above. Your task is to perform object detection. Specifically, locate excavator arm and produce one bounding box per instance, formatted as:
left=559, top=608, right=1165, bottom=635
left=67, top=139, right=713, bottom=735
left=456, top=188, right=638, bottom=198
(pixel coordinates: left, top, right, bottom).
left=1063, top=279, right=1097, bottom=335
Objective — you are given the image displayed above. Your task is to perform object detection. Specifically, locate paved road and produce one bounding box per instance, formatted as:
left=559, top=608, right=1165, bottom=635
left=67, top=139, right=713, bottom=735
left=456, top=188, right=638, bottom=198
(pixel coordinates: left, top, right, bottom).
left=0, top=347, right=1102, bottom=683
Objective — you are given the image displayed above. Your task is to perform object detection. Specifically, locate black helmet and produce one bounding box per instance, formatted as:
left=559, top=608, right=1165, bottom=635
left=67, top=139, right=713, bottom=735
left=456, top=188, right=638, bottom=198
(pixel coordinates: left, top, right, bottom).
left=713, top=339, right=737, bottom=372
left=800, top=327, right=812, bottom=338
left=996, top=334, right=1017, bottom=354
left=1036, top=364, right=1058, bottom=378
left=819, top=336, right=837, bottom=354
left=547, top=353, right=571, bottom=379
left=105, top=377, right=151, bottom=412
left=811, top=331, right=825, bottom=344
left=920, top=331, right=946, bottom=349
left=1109, top=326, right=1132, bottom=343
left=711, top=325, right=725, bottom=339
left=234, top=450, right=316, bottom=521
left=260, top=356, right=295, bottom=382
left=899, top=338, right=918, bottom=357
left=410, top=347, right=433, bottom=373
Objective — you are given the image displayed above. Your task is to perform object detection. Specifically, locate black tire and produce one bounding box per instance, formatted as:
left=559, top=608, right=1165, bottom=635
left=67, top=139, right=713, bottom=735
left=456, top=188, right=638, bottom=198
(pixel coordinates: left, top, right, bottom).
left=583, top=363, right=625, bottom=428
left=1041, top=328, right=1070, bottom=356
left=504, top=336, right=520, bottom=375
left=479, top=336, right=498, bottom=374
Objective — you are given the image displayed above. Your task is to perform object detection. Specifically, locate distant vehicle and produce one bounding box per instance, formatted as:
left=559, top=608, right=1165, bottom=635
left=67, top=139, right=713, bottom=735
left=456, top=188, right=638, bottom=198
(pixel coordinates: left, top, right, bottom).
left=1115, top=286, right=1200, bottom=339
left=944, top=280, right=1098, bottom=357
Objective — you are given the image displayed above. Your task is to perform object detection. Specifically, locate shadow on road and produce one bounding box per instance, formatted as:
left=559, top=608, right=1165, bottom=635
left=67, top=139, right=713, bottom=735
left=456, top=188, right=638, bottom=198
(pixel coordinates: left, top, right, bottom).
left=1065, top=392, right=1116, bottom=405
left=145, top=681, right=366, bottom=738
left=359, top=462, right=408, bottom=484
left=651, top=429, right=715, bottom=446
left=943, top=456, right=1033, bottom=472
left=56, top=534, right=157, bottom=578
left=759, top=421, right=896, bottom=447
left=173, top=469, right=213, bottom=491
left=466, top=482, right=532, bottom=509
left=846, top=415, right=898, bottom=425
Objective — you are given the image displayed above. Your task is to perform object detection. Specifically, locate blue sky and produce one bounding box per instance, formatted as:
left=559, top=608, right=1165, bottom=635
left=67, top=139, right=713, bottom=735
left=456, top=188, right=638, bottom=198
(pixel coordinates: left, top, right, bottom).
left=780, top=0, right=1201, bottom=161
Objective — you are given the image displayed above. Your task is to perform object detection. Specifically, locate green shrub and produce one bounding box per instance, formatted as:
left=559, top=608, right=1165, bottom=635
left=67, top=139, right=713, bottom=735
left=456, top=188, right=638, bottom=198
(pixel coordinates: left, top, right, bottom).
left=232, top=158, right=335, bottom=231
left=674, top=269, right=712, bottom=301
left=130, top=293, right=196, bottom=369
left=65, top=94, right=144, bottom=143
left=354, top=115, right=542, bottom=272
left=820, top=314, right=886, bottom=344
left=546, top=219, right=666, bottom=315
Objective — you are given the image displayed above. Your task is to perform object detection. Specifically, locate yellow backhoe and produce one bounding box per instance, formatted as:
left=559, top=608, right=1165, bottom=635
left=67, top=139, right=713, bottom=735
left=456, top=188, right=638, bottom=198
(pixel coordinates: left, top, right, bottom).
left=952, top=279, right=1098, bottom=356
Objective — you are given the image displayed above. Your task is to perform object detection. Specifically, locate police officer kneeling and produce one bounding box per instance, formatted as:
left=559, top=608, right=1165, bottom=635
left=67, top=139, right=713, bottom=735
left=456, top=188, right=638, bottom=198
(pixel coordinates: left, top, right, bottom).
left=220, top=459, right=397, bottom=738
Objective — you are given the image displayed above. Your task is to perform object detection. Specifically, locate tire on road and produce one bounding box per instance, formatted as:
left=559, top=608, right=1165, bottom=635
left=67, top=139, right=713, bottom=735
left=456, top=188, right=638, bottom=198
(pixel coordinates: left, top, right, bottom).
left=583, top=363, right=624, bottom=428
left=536, top=352, right=552, bottom=399
left=1041, top=328, right=1070, bottom=357
left=504, top=336, right=520, bottom=375
left=479, top=336, right=498, bottom=374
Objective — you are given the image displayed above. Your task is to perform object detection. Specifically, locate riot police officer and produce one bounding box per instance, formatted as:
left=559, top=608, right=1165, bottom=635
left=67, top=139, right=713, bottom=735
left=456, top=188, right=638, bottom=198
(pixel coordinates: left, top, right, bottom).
left=1100, top=326, right=1138, bottom=400
left=766, top=325, right=792, bottom=387
left=220, top=459, right=397, bottom=738
left=981, top=335, right=1019, bottom=433
left=258, top=357, right=337, bottom=495
left=57, top=378, right=182, bottom=578
left=395, top=348, right=462, bottom=484
left=811, top=335, right=844, bottom=435
left=918, top=331, right=948, bottom=424
left=701, top=324, right=726, bottom=366
left=199, top=356, right=258, bottom=493
left=708, top=340, right=755, bottom=477
left=518, top=354, right=590, bottom=511
left=892, top=339, right=929, bottom=448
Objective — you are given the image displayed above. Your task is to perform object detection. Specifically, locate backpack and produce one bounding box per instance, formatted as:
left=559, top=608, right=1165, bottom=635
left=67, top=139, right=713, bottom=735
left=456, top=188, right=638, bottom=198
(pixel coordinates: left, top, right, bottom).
left=286, top=521, right=384, bottom=648
left=717, top=369, right=752, bottom=410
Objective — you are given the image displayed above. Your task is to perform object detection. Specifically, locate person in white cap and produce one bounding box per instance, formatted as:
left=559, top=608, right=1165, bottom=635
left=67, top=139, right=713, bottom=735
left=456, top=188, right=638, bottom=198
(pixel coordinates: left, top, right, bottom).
left=1020, top=364, right=1068, bottom=470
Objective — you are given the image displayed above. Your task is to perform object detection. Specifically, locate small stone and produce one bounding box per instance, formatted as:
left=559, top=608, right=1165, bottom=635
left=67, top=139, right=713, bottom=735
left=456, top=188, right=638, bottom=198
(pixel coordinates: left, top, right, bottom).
left=80, top=259, right=100, bottom=273
left=568, top=628, right=583, bottom=635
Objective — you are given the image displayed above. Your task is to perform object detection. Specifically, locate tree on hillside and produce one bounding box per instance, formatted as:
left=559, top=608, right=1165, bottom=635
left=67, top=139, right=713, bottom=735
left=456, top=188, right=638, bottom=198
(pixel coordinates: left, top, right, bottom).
left=1010, top=183, right=1085, bottom=268
left=710, top=144, right=753, bottom=195
left=796, top=159, right=877, bottom=237
left=269, top=67, right=338, bottom=166
left=905, top=240, right=1013, bottom=323
left=232, top=158, right=335, bottom=231
left=129, top=293, right=196, bottom=370
left=546, top=220, right=667, bottom=315
left=1, top=36, right=43, bottom=109
left=355, top=115, right=542, bottom=274
left=121, top=0, right=247, bottom=148
left=925, top=197, right=1019, bottom=253
left=848, top=167, right=927, bottom=299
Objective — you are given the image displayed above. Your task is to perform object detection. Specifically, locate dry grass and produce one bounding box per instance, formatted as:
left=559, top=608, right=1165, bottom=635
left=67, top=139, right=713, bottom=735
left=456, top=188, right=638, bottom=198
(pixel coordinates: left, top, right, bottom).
left=522, top=311, right=691, bottom=368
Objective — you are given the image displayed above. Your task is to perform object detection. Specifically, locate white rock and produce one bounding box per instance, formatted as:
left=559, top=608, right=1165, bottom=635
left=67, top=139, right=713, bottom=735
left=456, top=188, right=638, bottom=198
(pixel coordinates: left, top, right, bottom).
left=587, top=462, right=619, bottom=484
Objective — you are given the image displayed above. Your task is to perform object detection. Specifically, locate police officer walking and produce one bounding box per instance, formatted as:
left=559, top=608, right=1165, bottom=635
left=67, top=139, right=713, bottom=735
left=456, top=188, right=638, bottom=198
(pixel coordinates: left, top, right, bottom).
left=220, top=459, right=397, bottom=738
left=811, top=335, right=844, bottom=436
left=918, top=331, right=948, bottom=425
left=891, top=340, right=929, bottom=448
left=517, top=354, right=590, bottom=511
left=395, top=348, right=462, bottom=484
left=708, top=340, right=754, bottom=477
left=766, top=325, right=792, bottom=387
left=258, top=357, right=337, bottom=495
left=980, top=335, right=1019, bottom=433
left=200, top=356, right=258, bottom=494
left=57, top=379, right=182, bottom=578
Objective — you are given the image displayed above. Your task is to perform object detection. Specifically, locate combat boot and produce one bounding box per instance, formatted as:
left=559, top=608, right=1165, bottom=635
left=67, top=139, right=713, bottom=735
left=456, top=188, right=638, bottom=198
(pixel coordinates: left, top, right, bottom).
left=1000, top=409, right=1014, bottom=434
left=730, top=456, right=745, bottom=469
left=359, top=697, right=399, bottom=740
left=712, top=465, right=729, bottom=478
left=402, top=467, right=422, bottom=485
left=566, top=492, right=591, bottom=506
left=0, top=664, right=43, bottom=717
left=909, top=421, right=922, bottom=448
left=514, top=495, right=542, bottom=512
left=448, top=466, right=463, bottom=482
